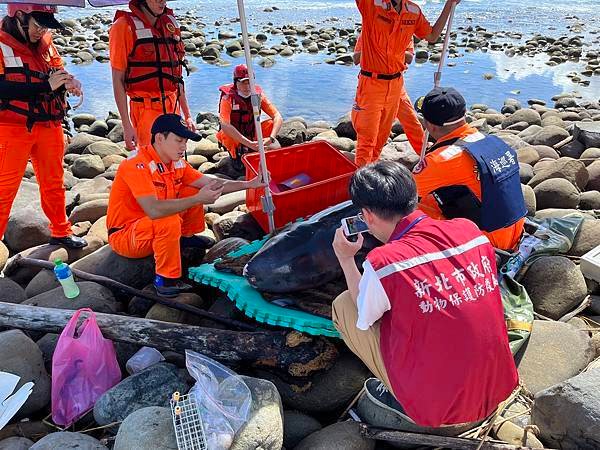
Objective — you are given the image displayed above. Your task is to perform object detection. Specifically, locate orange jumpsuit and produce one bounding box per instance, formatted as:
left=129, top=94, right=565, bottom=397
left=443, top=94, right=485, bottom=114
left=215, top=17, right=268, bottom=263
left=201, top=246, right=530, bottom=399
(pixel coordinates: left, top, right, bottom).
left=109, top=4, right=185, bottom=148
left=354, top=33, right=424, bottom=153
left=216, top=92, right=279, bottom=158
left=106, top=145, right=205, bottom=278
left=414, top=123, right=525, bottom=251
left=0, top=31, right=72, bottom=240
left=352, top=0, right=432, bottom=167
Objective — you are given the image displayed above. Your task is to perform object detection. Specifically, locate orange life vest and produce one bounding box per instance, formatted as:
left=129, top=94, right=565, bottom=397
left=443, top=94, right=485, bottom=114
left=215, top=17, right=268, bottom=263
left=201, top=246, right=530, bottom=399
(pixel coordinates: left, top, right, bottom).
left=218, top=83, right=263, bottom=141
left=114, top=2, right=186, bottom=101
left=0, top=30, right=66, bottom=129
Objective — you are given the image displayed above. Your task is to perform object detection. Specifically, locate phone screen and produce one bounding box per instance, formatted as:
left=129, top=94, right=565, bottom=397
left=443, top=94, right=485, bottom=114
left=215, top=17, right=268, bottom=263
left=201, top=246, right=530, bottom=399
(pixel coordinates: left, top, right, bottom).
left=343, top=216, right=369, bottom=236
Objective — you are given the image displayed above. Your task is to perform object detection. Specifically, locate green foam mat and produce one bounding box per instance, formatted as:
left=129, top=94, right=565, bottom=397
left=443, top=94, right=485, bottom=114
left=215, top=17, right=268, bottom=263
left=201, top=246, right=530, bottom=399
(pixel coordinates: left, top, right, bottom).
left=188, top=238, right=340, bottom=338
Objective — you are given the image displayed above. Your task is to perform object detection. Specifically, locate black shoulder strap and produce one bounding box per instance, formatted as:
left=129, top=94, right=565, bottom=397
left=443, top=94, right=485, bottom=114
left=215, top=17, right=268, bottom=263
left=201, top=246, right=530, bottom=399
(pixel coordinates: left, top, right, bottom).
left=426, top=137, right=460, bottom=155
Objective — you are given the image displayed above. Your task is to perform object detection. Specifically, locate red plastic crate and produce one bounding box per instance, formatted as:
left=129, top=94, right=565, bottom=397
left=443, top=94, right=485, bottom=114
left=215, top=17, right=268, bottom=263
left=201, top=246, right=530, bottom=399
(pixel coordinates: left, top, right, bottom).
left=243, top=141, right=357, bottom=232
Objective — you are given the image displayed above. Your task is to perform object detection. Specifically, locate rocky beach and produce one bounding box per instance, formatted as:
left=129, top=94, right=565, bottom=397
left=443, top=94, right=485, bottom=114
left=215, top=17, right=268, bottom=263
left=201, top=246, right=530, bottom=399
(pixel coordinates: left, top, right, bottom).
left=1, top=0, right=600, bottom=449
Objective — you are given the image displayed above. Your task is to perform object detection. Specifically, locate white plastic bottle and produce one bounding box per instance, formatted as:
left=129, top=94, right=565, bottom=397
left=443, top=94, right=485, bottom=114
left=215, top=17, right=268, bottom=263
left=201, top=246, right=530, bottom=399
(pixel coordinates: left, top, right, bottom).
left=53, top=259, right=80, bottom=299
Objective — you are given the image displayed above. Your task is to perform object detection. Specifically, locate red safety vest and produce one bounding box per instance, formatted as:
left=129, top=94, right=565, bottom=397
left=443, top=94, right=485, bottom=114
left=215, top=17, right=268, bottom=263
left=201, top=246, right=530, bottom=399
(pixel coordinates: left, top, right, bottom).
left=218, top=83, right=263, bottom=141
left=367, top=211, right=518, bottom=427
left=0, top=30, right=66, bottom=129
left=114, top=2, right=186, bottom=98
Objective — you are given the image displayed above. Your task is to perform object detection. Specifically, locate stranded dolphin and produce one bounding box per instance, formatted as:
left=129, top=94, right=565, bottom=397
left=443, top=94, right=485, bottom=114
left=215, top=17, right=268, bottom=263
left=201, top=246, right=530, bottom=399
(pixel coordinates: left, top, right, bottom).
left=243, top=201, right=377, bottom=294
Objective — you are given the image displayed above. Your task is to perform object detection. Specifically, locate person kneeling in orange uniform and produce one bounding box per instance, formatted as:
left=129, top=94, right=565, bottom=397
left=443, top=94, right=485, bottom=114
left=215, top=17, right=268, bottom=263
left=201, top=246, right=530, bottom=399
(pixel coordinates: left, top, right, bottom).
left=217, top=64, right=283, bottom=172
left=413, top=87, right=526, bottom=251
left=107, top=114, right=263, bottom=297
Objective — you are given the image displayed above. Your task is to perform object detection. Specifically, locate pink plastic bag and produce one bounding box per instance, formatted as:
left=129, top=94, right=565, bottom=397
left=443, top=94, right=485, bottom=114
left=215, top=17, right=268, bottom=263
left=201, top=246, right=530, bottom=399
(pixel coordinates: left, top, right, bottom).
left=51, top=308, right=122, bottom=426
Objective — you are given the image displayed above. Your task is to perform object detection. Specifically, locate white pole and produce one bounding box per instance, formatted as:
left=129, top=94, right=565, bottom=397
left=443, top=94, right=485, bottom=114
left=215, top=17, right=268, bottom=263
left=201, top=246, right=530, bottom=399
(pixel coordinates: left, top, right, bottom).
left=418, top=2, right=457, bottom=164
left=236, top=0, right=276, bottom=233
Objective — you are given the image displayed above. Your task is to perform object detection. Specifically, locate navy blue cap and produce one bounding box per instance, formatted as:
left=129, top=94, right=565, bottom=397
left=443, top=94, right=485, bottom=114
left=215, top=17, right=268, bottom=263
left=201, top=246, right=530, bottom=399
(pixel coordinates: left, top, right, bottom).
left=151, top=114, right=201, bottom=141
left=419, top=87, right=466, bottom=127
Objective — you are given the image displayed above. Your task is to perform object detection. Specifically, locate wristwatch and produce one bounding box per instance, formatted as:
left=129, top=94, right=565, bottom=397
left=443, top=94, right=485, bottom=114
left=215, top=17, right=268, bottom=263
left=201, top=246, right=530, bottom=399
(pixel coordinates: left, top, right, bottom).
left=267, top=136, right=274, bottom=144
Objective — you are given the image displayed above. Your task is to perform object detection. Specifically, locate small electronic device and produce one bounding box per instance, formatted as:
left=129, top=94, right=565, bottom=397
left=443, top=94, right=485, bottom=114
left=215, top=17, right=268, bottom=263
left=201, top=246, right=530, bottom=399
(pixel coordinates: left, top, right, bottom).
left=341, top=215, right=369, bottom=237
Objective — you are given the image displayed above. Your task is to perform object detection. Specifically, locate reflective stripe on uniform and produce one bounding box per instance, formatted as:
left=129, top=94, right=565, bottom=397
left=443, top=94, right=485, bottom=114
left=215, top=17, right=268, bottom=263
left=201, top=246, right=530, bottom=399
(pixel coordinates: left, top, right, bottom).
left=173, top=159, right=185, bottom=169
left=375, top=234, right=491, bottom=279
left=0, top=42, right=23, bottom=68
left=131, top=17, right=153, bottom=39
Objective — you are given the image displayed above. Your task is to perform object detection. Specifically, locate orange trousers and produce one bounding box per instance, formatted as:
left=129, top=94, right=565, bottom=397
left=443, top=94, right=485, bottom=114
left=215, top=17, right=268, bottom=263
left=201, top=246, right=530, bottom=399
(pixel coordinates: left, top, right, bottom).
left=129, top=92, right=179, bottom=148
left=217, top=119, right=274, bottom=158
left=108, top=186, right=205, bottom=278
left=0, top=122, right=71, bottom=239
left=352, top=75, right=403, bottom=167
left=395, top=85, right=425, bottom=154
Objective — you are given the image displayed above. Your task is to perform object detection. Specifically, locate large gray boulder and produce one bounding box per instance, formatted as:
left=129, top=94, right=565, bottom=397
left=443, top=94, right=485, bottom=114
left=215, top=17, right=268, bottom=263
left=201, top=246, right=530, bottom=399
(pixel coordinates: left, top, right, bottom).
left=212, top=211, right=265, bottom=242
left=30, top=432, right=108, bottom=450
left=0, top=330, right=51, bottom=416
left=113, top=407, right=177, bottom=450
left=522, top=184, right=536, bottom=216
left=5, top=238, right=103, bottom=286
left=533, top=178, right=580, bottom=210
left=276, top=120, right=306, bottom=147
left=93, top=363, right=189, bottom=426
left=569, top=219, right=600, bottom=257
left=66, top=132, right=109, bottom=154
left=72, top=245, right=154, bottom=289
left=230, top=376, right=284, bottom=450
left=525, top=125, right=570, bottom=147
left=83, top=141, right=127, bottom=158
left=532, top=368, right=600, bottom=449
left=573, top=121, right=600, bottom=148
left=294, top=421, right=375, bottom=450
left=72, top=154, right=105, bottom=178
left=23, top=281, right=121, bottom=313
left=4, top=205, right=50, bottom=252
left=502, top=109, right=541, bottom=129
left=515, top=321, right=594, bottom=394
left=521, top=256, right=587, bottom=319
left=528, top=157, right=588, bottom=190
left=207, top=190, right=246, bottom=215
left=0, top=437, right=34, bottom=450
left=256, top=353, right=370, bottom=414
left=283, top=411, right=322, bottom=449
left=68, top=198, right=109, bottom=224
left=0, top=277, right=26, bottom=303
left=333, top=113, right=356, bottom=140
left=586, top=160, right=600, bottom=191
left=70, top=177, right=112, bottom=197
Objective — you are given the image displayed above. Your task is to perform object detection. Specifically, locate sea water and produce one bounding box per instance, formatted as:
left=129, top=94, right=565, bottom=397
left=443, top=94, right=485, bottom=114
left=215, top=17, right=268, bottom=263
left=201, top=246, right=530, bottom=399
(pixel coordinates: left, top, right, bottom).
left=56, top=0, right=600, bottom=121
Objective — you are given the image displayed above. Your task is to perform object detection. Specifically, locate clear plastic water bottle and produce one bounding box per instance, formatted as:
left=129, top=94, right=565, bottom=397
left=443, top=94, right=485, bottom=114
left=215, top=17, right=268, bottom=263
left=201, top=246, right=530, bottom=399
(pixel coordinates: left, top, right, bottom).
left=53, top=259, right=80, bottom=299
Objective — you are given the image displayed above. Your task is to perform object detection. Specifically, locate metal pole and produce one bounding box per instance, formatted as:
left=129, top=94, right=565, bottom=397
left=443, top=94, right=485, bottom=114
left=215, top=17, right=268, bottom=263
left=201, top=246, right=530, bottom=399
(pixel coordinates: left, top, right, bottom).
left=236, top=0, right=276, bottom=233
left=418, top=2, right=457, bottom=164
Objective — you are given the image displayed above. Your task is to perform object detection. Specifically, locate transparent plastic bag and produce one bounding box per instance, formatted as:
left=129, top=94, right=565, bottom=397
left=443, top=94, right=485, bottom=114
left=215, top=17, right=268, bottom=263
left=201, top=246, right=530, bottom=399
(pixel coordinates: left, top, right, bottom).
left=185, top=350, right=252, bottom=450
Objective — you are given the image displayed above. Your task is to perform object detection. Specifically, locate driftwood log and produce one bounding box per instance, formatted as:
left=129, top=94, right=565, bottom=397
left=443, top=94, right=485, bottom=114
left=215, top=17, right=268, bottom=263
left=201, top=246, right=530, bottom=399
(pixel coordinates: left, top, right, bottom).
left=361, top=425, right=550, bottom=450
left=0, top=302, right=338, bottom=378
left=11, top=255, right=256, bottom=331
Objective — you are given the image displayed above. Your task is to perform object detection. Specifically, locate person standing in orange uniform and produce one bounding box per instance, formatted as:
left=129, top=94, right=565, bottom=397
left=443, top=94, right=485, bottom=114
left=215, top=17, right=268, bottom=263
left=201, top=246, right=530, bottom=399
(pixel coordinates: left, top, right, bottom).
left=217, top=64, right=283, bottom=172
left=109, top=0, right=193, bottom=150
left=107, top=114, right=263, bottom=297
left=353, top=32, right=424, bottom=153
left=353, top=0, right=460, bottom=167
left=413, top=87, right=526, bottom=251
left=0, top=4, right=87, bottom=249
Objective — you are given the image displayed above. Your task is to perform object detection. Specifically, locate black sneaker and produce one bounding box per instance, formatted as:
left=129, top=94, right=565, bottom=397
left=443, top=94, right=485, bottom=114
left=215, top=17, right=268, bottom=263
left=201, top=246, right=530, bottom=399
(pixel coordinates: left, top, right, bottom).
left=364, top=378, right=406, bottom=416
left=49, top=235, right=88, bottom=249
left=154, top=275, right=193, bottom=298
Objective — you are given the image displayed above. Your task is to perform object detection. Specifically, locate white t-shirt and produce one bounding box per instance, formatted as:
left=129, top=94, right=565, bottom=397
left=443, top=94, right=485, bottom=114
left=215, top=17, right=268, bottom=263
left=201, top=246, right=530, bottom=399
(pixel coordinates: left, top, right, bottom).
left=356, top=260, right=392, bottom=330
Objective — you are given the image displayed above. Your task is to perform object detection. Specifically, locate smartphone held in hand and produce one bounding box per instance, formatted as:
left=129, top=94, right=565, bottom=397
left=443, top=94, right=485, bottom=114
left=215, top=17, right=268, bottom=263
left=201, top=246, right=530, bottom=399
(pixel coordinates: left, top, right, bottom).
left=341, top=215, right=369, bottom=237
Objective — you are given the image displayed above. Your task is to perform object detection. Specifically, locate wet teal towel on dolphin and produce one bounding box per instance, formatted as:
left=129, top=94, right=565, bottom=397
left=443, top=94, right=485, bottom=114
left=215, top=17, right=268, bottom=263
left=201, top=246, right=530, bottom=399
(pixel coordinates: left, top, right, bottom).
left=188, top=243, right=340, bottom=337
